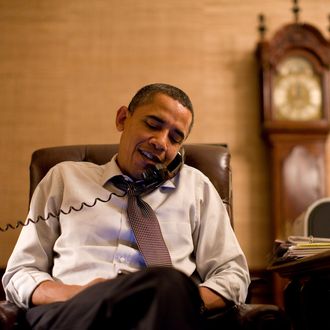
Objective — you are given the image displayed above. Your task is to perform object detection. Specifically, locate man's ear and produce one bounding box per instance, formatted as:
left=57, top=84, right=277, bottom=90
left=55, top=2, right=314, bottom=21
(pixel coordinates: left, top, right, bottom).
left=116, top=106, right=129, bottom=132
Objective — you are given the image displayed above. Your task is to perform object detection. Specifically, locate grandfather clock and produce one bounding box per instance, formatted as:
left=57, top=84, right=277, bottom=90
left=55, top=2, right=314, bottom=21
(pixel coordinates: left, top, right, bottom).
left=256, top=1, right=330, bottom=305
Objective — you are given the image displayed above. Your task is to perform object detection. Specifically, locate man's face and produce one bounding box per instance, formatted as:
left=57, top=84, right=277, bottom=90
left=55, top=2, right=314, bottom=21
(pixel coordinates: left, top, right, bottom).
left=116, top=93, right=192, bottom=179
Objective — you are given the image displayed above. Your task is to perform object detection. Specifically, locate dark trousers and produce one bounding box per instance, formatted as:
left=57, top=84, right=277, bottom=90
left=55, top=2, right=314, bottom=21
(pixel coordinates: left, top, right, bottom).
left=25, top=267, right=204, bottom=330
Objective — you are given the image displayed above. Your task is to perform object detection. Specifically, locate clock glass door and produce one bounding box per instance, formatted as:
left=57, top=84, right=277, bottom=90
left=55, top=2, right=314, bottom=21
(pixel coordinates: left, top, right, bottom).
left=273, top=56, right=322, bottom=121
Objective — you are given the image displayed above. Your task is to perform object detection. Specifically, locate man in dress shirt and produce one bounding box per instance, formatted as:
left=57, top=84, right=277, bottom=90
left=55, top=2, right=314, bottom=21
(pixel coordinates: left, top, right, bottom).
left=2, top=83, right=250, bottom=329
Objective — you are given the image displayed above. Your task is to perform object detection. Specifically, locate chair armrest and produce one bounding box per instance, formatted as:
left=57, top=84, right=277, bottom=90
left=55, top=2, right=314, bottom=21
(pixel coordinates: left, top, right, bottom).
left=205, top=303, right=291, bottom=330
left=236, top=303, right=291, bottom=329
left=0, top=300, right=22, bottom=330
left=0, top=300, right=291, bottom=330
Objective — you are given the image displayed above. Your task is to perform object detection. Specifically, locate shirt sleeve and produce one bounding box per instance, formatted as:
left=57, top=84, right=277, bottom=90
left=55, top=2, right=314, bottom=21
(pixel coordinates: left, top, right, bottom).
left=193, top=176, right=251, bottom=305
left=2, top=166, right=63, bottom=309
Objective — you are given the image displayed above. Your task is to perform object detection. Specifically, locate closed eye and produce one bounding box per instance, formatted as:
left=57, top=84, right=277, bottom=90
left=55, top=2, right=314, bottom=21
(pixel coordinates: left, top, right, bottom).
left=144, top=115, right=185, bottom=144
left=144, top=116, right=163, bottom=130
left=169, top=132, right=183, bottom=144
left=145, top=121, right=161, bottom=130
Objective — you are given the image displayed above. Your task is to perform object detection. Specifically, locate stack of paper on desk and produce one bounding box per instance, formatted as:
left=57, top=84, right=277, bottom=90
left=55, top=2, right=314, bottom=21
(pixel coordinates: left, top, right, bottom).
left=271, top=236, right=330, bottom=265
left=284, top=236, right=330, bottom=258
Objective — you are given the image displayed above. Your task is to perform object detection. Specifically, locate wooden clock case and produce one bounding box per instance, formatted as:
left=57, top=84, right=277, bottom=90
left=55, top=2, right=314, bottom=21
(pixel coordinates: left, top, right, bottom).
left=256, top=17, right=330, bottom=307
left=256, top=22, right=330, bottom=240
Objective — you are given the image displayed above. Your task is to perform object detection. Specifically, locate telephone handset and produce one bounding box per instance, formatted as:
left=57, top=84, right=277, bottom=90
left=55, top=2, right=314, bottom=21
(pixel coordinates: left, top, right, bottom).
left=142, top=148, right=185, bottom=183
left=0, top=148, right=185, bottom=232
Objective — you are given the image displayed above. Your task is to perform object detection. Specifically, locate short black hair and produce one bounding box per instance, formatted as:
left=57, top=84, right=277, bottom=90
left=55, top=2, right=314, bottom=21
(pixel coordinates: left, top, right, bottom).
left=128, top=83, right=194, bottom=132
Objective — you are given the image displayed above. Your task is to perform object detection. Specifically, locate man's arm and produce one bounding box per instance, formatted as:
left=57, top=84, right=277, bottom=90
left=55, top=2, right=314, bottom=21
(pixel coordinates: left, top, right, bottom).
left=31, top=278, right=107, bottom=305
left=193, top=174, right=250, bottom=306
left=199, top=286, right=227, bottom=310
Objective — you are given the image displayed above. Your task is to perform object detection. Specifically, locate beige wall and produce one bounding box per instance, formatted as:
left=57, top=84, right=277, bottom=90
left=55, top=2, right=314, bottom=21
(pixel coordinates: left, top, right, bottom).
left=1, top=0, right=330, bottom=269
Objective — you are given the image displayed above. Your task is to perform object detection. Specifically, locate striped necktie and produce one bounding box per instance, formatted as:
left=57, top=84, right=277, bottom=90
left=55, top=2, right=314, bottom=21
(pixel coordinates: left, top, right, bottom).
left=111, top=175, right=172, bottom=267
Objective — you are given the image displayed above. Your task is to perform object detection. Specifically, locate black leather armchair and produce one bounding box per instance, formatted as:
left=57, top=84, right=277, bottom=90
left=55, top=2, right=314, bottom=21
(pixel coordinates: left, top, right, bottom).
left=0, top=144, right=290, bottom=329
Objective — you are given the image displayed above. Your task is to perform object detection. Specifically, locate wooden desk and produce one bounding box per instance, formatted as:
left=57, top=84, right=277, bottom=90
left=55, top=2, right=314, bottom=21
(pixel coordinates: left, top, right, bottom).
left=269, top=251, right=330, bottom=330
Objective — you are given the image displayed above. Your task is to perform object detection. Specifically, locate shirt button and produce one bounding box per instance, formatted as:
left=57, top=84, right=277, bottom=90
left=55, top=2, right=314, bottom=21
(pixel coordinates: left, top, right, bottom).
left=119, top=256, right=126, bottom=263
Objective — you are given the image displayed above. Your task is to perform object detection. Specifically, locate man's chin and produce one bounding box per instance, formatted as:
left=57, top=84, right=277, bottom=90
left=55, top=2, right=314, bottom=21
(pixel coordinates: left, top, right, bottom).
left=133, top=166, right=156, bottom=181
left=130, top=161, right=160, bottom=180
left=127, top=168, right=144, bottom=181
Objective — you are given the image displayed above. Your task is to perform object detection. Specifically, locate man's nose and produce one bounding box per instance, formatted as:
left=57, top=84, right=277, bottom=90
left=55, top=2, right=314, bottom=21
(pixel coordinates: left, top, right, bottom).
left=150, top=131, right=168, bottom=151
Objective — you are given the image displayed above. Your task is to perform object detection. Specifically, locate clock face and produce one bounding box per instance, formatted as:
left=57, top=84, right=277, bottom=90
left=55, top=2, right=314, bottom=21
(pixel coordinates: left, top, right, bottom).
left=273, top=56, right=322, bottom=121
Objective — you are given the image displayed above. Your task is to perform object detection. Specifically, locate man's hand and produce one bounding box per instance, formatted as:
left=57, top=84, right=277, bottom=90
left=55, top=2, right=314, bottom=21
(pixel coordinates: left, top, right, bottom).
left=31, top=278, right=107, bottom=305
left=199, top=286, right=227, bottom=311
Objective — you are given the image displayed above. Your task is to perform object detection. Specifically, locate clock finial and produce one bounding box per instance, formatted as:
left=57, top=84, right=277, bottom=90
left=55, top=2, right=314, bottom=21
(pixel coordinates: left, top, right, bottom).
left=258, top=14, right=267, bottom=40
left=292, top=0, right=300, bottom=23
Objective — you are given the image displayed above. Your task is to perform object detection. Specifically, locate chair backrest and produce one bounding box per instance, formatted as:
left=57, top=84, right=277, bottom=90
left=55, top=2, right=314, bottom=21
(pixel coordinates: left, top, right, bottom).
left=29, top=144, right=233, bottom=224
